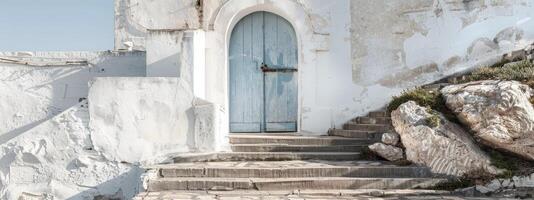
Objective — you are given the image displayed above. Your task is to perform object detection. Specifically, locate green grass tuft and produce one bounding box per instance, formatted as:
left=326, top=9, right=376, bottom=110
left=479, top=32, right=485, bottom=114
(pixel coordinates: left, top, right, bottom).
left=387, top=88, right=443, bottom=113
left=387, top=88, right=458, bottom=123
left=458, top=60, right=534, bottom=85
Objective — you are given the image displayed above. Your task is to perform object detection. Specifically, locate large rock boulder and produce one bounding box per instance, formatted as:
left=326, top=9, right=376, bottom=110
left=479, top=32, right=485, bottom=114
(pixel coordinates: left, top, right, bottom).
left=391, top=101, right=500, bottom=177
left=441, top=80, right=534, bottom=161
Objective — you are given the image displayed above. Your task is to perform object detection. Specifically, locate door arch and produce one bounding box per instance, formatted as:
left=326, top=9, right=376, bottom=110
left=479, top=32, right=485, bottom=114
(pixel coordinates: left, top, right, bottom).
left=229, top=11, right=298, bottom=133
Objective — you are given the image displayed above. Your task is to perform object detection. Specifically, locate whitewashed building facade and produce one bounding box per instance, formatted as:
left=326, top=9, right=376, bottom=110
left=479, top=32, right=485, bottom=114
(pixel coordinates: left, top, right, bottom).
left=1, top=0, right=534, bottom=199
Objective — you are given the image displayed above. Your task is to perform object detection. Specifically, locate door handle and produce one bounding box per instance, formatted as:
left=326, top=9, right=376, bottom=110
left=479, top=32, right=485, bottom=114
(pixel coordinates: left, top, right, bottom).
left=260, top=63, right=297, bottom=73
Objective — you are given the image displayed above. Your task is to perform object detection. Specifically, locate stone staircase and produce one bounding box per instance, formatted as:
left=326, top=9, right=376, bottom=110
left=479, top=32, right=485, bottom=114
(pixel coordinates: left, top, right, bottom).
left=329, top=110, right=393, bottom=138
left=141, top=129, right=447, bottom=194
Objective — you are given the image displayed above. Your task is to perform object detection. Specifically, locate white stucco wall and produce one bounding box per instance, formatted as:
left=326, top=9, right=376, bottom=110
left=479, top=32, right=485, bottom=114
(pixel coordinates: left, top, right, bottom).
left=146, top=30, right=183, bottom=77
left=88, top=77, right=227, bottom=164
left=0, top=76, right=227, bottom=199
left=0, top=51, right=146, bottom=144
left=116, top=0, right=534, bottom=134
left=114, top=0, right=204, bottom=50
left=204, top=0, right=355, bottom=134
left=0, top=102, right=143, bottom=200
left=348, top=0, right=534, bottom=126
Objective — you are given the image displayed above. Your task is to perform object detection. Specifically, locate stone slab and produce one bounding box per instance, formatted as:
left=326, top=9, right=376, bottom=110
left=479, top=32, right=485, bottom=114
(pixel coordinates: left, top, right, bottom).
left=230, top=144, right=365, bottom=152
left=154, top=160, right=432, bottom=178
left=229, top=134, right=369, bottom=145
left=148, top=177, right=448, bottom=191
left=172, top=152, right=361, bottom=162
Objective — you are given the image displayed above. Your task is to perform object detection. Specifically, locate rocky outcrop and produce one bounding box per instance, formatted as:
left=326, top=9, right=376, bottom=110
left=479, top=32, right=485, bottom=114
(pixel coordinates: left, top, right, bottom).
left=391, top=101, right=500, bottom=177
left=455, top=173, right=534, bottom=197
left=368, top=143, right=404, bottom=161
left=441, top=80, right=534, bottom=161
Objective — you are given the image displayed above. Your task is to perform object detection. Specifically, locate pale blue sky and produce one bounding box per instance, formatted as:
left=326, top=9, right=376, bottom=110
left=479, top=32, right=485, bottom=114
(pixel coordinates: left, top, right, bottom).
left=0, top=0, right=114, bottom=51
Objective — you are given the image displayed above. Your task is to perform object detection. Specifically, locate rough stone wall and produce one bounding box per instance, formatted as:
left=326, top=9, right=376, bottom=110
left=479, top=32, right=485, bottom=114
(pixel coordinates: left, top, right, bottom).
left=0, top=51, right=146, bottom=143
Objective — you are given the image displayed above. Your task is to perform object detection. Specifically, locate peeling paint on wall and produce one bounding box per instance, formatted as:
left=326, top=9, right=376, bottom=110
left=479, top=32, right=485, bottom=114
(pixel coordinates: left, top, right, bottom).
left=114, top=0, right=202, bottom=50
left=352, top=0, right=534, bottom=88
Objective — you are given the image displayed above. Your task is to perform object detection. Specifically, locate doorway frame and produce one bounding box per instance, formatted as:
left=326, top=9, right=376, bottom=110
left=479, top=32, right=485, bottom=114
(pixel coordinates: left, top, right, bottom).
left=207, top=0, right=316, bottom=134
left=228, top=11, right=299, bottom=133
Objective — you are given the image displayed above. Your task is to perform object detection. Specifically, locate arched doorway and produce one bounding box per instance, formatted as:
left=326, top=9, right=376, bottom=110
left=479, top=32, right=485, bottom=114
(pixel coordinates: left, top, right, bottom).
left=229, top=11, right=298, bottom=133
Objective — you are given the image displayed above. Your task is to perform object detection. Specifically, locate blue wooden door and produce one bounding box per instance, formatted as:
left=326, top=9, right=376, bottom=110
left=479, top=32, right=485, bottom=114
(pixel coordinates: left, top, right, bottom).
left=229, top=12, right=298, bottom=133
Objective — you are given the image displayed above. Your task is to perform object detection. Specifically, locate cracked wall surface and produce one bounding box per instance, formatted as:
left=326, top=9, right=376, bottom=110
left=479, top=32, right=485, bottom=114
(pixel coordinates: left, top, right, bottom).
left=351, top=0, right=534, bottom=87
left=114, top=0, right=222, bottom=50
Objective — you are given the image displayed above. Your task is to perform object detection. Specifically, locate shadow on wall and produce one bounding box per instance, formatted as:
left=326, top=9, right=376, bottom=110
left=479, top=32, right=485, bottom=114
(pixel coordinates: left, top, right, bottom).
left=147, top=53, right=187, bottom=78
left=0, top=52, right=146, bottom=145
left=66, top=166, right=146, bottom=200
left=0, top=118, right=48, bottom=144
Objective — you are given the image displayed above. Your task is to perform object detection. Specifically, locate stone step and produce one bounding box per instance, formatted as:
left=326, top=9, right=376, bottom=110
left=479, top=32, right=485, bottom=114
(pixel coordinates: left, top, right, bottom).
left=351, top=116, right=391, bottom=125
left=229, top=134, right=369, bottom=145
left=368, top=111, right=388, bottom=118
left=231, top=144, right=365, bottom=152
left=147, top=177, right=447, bottom=191
left=342, top=123, right=391, bottom=132
left=134, top=189, right=452, bottom=200
left=154, top=161, right=432, bottom=178
left=172, top=152, right=361, bottom=162
left=328, top=129, right=383, bottom=139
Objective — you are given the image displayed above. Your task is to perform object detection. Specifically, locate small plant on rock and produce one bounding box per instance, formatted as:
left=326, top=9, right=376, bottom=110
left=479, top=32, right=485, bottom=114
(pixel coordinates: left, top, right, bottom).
left=426, top=109, right=441, bottom=128
left=387, top=88, right=443, bottom=113
left=387, top=88, right=458, bottom=123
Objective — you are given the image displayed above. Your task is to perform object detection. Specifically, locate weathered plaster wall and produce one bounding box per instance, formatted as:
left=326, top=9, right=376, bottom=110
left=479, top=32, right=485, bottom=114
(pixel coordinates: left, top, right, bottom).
left=114, top=0, right=204, bottom=50
left=115, top=0, right=534, bottom=134
left=88, top=77, right=227, bottom=164
left=0, top=51, right=146, bottom=143
left=345, top=0, right=534, bottom=130
left=0, top=102, right=143, bottom=200
left=352, top=0, right=534, bottom=87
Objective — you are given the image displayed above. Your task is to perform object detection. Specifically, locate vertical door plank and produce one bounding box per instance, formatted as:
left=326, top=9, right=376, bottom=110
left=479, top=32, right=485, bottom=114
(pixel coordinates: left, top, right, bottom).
left=263, top=12, right=298, bottom=132
left=229, top=12, right=264, bottom=132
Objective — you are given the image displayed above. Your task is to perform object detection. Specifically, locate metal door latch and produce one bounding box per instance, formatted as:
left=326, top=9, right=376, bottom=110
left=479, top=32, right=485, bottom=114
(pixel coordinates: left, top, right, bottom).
left=260, top=63, right=297, bottom=72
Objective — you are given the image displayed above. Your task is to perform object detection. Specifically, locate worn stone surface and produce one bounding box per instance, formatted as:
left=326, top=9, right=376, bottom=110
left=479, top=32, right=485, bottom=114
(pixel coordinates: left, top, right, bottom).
left=381, top=132, right=400, bottom=145
left=229, top=134, right=368, bottom=146
left=368, top=143, right=404, bottom=161
left=461, top=172, right=534, bottom=197
left=148, top=177, right=447, bottom=191
left=133, top=190, right=457, bottom=200
left=391, top=101, right=500, bottom=177
left=441, top=80, right=534, bottom=161
left=153, top=160, right=432, bottom=179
